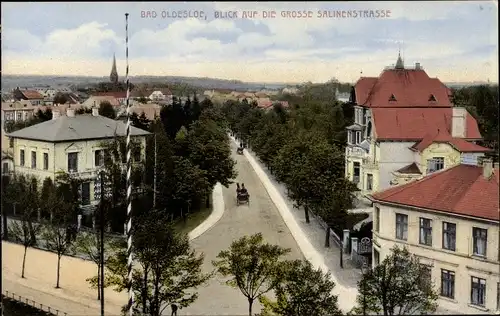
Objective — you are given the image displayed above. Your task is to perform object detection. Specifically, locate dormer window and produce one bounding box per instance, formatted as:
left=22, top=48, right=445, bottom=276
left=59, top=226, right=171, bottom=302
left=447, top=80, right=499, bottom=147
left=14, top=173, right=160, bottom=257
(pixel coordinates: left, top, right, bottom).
left=389, top=94, right=397, bottom=102
left=429, top=94, right=437, bottom=102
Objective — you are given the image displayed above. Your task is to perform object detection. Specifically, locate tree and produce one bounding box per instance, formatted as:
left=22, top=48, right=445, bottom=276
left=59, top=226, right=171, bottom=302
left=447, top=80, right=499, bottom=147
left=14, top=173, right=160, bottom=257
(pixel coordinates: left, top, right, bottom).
left=74, top=231, right=124, bottom=300
left=212, top=233, right=291, bottom=316
left=351, top=246, right=438, bottom=315
left=95, top=209, right=211, bottom=315
left=53, top=92, right=69, bottom=104
left=99, top=101, right=116, bottom=119
left=259, top=259, right=341, bottom=316
left=41, top=193, right=76, bottom=288
left=7, top=176, right=42, bottom=278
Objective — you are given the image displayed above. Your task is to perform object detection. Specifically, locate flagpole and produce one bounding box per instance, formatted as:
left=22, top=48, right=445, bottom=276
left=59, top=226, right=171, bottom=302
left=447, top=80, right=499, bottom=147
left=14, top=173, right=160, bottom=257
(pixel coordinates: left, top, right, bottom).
left=124, top=12, right=134, bottom=316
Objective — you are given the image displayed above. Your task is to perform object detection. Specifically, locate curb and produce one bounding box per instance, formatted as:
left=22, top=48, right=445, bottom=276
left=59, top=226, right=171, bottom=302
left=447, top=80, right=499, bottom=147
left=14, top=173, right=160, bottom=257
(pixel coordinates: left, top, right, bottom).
left=188, top=183, right=225, bottom=241
left=230, top=135, right=357, bottom=313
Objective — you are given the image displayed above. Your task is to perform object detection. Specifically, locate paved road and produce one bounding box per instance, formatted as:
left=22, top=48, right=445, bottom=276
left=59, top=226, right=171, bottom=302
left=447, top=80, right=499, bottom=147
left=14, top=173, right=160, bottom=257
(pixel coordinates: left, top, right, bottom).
left=2, top=141, right=304, bottom=316
left=181, top=142, right=304, bottom=316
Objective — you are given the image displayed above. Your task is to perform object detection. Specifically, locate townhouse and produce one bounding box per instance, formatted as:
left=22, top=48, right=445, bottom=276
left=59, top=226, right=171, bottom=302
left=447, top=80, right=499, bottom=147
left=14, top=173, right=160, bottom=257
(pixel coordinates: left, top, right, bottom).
left=370, top=159, right=499, bottom=314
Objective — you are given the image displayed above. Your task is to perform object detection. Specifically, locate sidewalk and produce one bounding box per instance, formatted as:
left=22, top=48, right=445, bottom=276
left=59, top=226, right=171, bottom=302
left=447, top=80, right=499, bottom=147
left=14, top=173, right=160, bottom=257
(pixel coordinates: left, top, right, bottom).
left=2, top=241, right=126, bottom=315
left=232, top=137, right=360, bottom=312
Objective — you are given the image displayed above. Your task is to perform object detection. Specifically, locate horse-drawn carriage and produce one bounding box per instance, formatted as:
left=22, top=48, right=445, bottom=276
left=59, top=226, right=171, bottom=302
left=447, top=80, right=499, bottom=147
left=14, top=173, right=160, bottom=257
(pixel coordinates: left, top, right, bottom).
left=236, top=183, right=250, bottom=205
left=236, top=147, right=244, bottom=155
left=236, top=192, right=250, bottom=205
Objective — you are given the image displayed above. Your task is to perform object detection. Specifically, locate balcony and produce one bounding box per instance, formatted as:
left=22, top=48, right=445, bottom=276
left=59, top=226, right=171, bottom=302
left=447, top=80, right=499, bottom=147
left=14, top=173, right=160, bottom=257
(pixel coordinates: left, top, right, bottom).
left=346, top=146, right=366, bottom=158
left=362, top=157, right=378, bottom=170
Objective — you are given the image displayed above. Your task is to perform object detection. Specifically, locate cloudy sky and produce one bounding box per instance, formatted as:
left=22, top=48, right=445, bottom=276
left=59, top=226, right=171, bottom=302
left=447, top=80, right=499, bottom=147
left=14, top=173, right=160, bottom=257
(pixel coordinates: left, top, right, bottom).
left=2, top=1, right=498, bottom=83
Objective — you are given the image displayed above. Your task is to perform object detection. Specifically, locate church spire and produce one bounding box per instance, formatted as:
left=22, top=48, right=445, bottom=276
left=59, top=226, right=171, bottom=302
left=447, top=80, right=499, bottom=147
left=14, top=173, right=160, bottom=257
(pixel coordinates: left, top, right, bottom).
left=395, top=49, right=404, bottom=69
left=110, top=53, right=119, bottom=84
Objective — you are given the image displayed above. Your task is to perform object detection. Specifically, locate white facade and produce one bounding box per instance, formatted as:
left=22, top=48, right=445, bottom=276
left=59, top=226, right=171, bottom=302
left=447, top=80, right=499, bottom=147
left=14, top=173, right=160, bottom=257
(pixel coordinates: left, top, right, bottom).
left=148, top=90, right=173, bottom=104
left=372, top=203, right=500, bottom=314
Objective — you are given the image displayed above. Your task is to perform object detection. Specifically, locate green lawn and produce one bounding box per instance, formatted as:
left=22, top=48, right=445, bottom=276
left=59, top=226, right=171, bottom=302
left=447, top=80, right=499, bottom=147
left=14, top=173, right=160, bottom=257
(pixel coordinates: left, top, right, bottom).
left=173, top=206, right=213, bottom=235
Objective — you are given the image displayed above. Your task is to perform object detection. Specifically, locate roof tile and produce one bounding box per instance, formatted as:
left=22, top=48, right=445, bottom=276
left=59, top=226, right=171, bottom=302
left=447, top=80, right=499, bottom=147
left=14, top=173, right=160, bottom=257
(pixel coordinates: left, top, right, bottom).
left=372, top=164, right=499, bottom=221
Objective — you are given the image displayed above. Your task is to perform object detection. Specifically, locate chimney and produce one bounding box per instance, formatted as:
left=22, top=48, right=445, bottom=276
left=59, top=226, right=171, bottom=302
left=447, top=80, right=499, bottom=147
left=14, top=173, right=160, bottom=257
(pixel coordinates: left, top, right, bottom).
left=92, top=107, right=99, bottom=116
left=52, top=111, right=60, bottom=120
left=67, top=108, right=75, bottom=117
left=415, top=62, right=421, bottom=70
left=483, top=158, right=493, bottom=179
left=451, top=107, right=467, bottom=138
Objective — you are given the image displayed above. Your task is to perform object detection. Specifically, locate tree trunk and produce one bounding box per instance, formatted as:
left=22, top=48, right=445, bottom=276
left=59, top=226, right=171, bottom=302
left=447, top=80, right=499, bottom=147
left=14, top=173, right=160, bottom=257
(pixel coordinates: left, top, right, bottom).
left=142, top=269, right=148, bottom=314
left=304, top=206, right=310, bottom=224
left=28, top=221, right=37, bottom=245
left=248, top=297, right=254, bottom=316
left=324, top=226, right=330, bottom=248
left=21, top=245, right=28, bottom=278
left=56, top=255, right=61, bottom=288
left=97, top=264, right=101, bottom=300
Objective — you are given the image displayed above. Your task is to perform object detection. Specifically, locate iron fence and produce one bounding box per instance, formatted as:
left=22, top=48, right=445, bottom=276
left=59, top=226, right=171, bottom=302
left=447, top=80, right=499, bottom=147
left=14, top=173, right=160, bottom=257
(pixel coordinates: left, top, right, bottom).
left=2, top=291, right=68, bottom=316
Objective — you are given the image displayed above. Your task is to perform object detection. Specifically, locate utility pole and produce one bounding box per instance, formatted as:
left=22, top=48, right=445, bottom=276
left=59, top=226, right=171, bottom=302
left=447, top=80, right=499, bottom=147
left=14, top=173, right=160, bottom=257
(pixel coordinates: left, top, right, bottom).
left=100, top=171, right=105, bottom=316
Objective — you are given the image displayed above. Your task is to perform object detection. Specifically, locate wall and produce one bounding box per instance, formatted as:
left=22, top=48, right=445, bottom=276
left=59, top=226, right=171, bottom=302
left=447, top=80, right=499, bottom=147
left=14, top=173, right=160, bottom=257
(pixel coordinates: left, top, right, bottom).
left=373, top=203, right=500, bottom=314
left=377, top=142, right=416, bottom=191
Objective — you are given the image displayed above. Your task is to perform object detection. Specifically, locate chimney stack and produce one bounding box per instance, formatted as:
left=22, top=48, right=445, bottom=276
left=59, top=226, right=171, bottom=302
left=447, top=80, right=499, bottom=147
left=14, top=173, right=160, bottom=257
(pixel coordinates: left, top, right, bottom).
left=92, top=107, right=99, bottom=116
left=451, top=107, right=467, bottom=138
left=67, top=108, right=75, bottom=117
left=52, top=111, right=60, bottom=120
left=483, top=158, right=493, bottom=179
left=415, top=62, right=421, bottom=70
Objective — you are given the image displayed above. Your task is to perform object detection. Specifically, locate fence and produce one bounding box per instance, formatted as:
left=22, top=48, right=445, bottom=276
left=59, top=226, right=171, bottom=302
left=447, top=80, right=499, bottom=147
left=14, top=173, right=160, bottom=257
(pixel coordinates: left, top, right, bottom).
left=2, top=291, right=67, bottom=316
left=350, top=236, right=372, bottom=269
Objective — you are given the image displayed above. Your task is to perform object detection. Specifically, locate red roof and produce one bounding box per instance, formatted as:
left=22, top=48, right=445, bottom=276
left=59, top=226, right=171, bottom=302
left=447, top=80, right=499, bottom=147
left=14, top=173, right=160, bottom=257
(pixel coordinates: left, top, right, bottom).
left=93, top=91, right=127, bottom=98
left=21, top=90, right=44, bottom=99
left=412, top=128, right=491, bottom=153
left=354, top=69, right=452, bottom=107
left=372, top=108, right=482, bottom=140
left=372, top=164, right=499, bottom=221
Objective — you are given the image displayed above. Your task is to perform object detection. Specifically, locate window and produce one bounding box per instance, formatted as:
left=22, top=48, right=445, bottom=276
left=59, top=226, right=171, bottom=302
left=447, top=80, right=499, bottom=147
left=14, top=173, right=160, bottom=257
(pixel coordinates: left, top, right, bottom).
left=389, top=94, right=397, bottom=102
left=347, top=131, right=353, bottom=144
left=420, top=265, right=432, bottom=288
left=81, top=182, right=90, bottom=205
left=43, top=153, right=48, bottom=170
left=17, top=112, right=22, bottom=120
left=366, top=174, right=373, bottom=191
left=374, top=206, right=380, bottom=232
left=353, top=162, right=360, bottom=183
left=471, top=277, right=486, bottom=306
left=366, top=121, right=372, bottom=139
left=442, top=222, right=456, bottom=251
left=472, top=227, right=487, bottom=256
left=133, top=147, right=141, bottom=162
left=373, top=248, right=380, bottom=267
left=429, top=94, right=437, bottom=102
left=94, top=150, right=103, bottom=167
left=20, top=149, right=25, bottom=166
left=2, top=162, right=9, bottom=174
left=419, top=218, right=432, bottom=246
left=426, top=157, right=444, bottom=174
left=67, top=152, right=78, bottom=172
left=395, top=213, right=408, bottom=240
left=441, top=269, right=455, bottom=299
left=9, top=139, right=14, bottom=148
left=355, top=131, right=361, bottom=144
left=31, top=151, right=36, bottom=169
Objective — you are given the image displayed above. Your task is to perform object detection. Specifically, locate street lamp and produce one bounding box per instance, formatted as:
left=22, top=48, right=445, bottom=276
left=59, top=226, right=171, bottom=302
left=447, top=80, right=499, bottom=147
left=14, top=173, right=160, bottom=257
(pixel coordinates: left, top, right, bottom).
left=95, top=170, right=111, bottom=316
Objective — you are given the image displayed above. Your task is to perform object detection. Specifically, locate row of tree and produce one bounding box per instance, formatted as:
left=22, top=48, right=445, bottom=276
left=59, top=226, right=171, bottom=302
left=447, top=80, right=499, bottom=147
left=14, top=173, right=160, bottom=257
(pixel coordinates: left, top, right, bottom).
left=93, top=208, right=438, bottom=316
left=222, top=98, right=360, bottom=246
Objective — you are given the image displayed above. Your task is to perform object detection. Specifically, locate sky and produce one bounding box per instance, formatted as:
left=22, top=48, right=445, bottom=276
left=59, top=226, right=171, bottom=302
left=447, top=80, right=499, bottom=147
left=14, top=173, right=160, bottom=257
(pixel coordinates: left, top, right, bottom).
left=1, top=1, right=498, bottom=84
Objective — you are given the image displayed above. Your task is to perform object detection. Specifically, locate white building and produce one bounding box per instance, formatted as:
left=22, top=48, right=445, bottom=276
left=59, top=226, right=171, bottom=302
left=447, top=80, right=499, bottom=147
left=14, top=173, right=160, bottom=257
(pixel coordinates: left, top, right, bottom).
left=370, top=160, right=500, bottom=314
left=7, top=108, right=150, bottom=207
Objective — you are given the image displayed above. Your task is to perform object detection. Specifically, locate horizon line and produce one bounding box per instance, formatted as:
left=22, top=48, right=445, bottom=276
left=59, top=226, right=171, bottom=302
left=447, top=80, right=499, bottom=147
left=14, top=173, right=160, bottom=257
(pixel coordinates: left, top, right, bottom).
left=2, top=74, right=497, bottom=86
